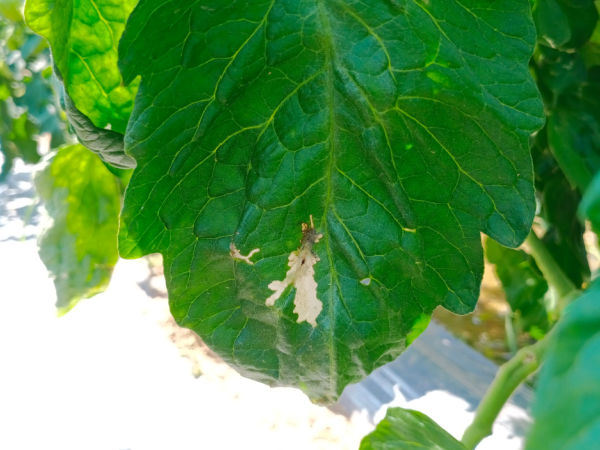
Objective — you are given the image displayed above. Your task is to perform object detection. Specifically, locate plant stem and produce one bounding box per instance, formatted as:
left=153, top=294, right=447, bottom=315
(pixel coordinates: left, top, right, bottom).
left=504, top=313, right=518, bottom=355
left=461, top=336, right=550, bottom=449
left=525, top=230, right=577, bottom=305
left=462, top=230, right=579, bottom=449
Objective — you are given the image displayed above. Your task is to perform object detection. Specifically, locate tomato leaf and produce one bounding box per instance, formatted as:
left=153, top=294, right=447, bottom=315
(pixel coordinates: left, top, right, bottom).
left=117, top=0, right=543, bottom=401
left=64, top=93, right=135, bottom=169
left=531, top=142, right=590, bottom=288
left=579, top=169, right=600, bottom=234
left=360, top=408, right=465, bottom=450
left=36, top=144, right=121, bottom=314
left=25, top=0, right=138, bottom=134
left=534, top=47, right=600, bottom=193
left=526, top=283, right=600, bottom=449
left=532, top=0, right=598, bottom=50
left=485, top=238, right=549, bottom=335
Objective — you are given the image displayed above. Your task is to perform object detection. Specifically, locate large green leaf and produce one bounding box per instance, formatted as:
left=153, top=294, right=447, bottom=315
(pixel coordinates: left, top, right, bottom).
left=359, top=408, right=465, bottom=450
left=485, top=238, right=549, bottom=336
left=526, top=283, right=600, bottom=449
left=118, top=0, right=543, bottom=401
left=24, top=0, right=138, bottom=135
left=36, top=144, right=121, bottom=314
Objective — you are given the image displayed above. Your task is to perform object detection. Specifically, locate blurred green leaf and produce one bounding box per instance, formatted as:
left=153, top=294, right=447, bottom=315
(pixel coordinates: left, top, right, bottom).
left=0, top=3, right=67, bottom=179
left=526, top=282, right=600, bottom=449
left=581, top=6, right=600, bottom=66
left=25, top=0, right=139, bottom=134
left=547, top=107, right=600, bottom=192
left=533, top=0, right=598, bottom=50
left=533, top=42, right=600, bottom=194
left=486, top=238, right=549, bottom=335
left=530, top=26, right=599, bottom=290
left=532, top=141, right=590, bottom=289
left=534, top=48, right=587, bottom=99
left=0, top=110, right=41, bottom=180
left=0, top=0, right=24, bottom=23
left=35, top=144, right=121, bottom=313
left=4, top=112, right=39, bottom=161
left=532, top=7, right=600, bottom=292
left=360, top=408, right=465, bottom=450
left=579, top=169, right=600, bottom=233
left=15, top=71, right=66, bottom=146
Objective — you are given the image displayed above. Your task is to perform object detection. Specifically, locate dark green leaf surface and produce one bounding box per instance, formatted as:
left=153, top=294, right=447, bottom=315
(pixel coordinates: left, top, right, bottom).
left=530, top=42, right=597, bottom=288
left=359, top=408, right=465, bottom=450
left=36, top=144, right=121, bottom=314
left=485, top=238, right=549, bottom=335
left=25, top=0, right=138, bottom=134
left=531, top=141, right=590, bottom=288
left=118, top=0, right=543, bottom=401
left=533, top=46, right=600, bottom=194
left=526, top=283, right=600, bottom=449
left=547, top=103, right=600, bottom=192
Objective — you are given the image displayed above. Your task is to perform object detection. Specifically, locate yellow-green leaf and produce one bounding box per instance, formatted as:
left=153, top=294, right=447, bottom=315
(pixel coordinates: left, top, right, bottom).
left=36, top=144, right=121, bottom=313
left=25, top=0, right=138, bottom=134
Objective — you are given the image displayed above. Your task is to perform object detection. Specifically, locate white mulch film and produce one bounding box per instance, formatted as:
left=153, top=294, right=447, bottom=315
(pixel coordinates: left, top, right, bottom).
left=0, top=161, right=522, bottom=450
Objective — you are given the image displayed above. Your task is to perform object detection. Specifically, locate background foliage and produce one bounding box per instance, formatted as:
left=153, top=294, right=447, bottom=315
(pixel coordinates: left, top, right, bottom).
left=0, top=0, right=127, bottom=313
left=0, top=0, right=65, bottom=179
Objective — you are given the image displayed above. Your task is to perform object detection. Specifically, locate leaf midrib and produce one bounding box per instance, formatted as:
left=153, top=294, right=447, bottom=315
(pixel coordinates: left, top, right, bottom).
left=317, top=0, right=342, bottom=396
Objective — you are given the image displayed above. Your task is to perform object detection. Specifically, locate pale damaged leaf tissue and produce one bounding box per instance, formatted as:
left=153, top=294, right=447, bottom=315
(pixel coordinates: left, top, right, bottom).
left=266, top=219, right=323, bottom=327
